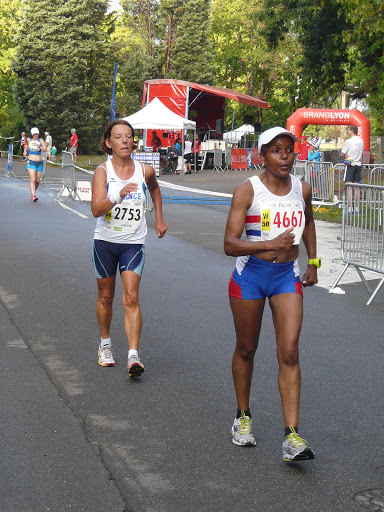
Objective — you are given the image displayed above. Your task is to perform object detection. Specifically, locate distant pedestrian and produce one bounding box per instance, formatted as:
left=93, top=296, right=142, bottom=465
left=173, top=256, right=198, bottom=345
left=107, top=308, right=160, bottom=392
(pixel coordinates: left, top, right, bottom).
left=151, top=131, right=161, bottom=152
left=298, top=136, right=310, bottom=161
left=70, top=128, right=78, bottom=163
left=24, top=127, right=47, bottom=202
left=20, top=132, right=27, bottom=162
left=192, top=135, right=200, bottom=172
left=307, top=137, right=321, bottom=164
left=45, top=131, right=52, bottom=161
left=341, top=125, right=364, bottom=213
left=184, top=136, right=192, bottom=174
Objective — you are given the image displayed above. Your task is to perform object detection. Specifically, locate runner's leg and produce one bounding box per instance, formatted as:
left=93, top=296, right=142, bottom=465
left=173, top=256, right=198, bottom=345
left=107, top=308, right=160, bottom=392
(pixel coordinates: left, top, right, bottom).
left=27, top=167, right=37, bottom=196
left=269, top=293, right=303, bottom=427
left=96, top=276, right=116, bottom=339
left=230, top=296, right=265, bottom=411
left=121, top=270, right=142, bottom=350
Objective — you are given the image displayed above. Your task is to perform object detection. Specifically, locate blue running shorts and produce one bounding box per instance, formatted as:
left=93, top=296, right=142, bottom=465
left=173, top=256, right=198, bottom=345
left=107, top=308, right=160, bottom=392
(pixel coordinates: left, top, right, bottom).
left=26, top=160, right=44, bottom=172
left=229, top=257, right=303, bottom=300
left=93, top=240, right=145, bottom=279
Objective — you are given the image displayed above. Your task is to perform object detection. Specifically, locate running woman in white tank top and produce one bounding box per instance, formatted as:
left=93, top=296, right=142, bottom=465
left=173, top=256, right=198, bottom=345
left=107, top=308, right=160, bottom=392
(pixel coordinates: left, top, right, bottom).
left=91, top=120, right=168, bottom=377
left=224, top=127, right=318, bottom=461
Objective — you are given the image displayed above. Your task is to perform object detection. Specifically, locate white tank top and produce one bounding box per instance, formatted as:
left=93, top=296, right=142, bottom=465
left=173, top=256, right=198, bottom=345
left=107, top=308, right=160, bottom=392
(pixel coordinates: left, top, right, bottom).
left=236, top=174, right=305, bottom=274
left=94, top=159, right=147, bottom=244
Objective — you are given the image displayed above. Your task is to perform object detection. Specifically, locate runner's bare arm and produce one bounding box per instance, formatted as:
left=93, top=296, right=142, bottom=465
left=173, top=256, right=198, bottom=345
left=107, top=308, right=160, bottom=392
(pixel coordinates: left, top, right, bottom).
left=145, top=165, right=168, bottom=238
left=301, top=181, right=318, bottom=286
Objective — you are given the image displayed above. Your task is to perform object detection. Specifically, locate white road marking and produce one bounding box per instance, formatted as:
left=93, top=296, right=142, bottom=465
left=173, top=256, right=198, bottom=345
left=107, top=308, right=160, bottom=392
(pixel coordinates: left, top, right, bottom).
left=158, top=180, right=232, bottom=197
left=56, top=200, right=89, bottom=218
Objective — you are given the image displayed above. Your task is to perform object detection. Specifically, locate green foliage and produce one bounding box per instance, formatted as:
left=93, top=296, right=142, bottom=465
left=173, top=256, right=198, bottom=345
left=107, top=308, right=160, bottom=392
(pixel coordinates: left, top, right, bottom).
left=166, top=0, right=216, bottom=84
left=342, top=0, right=384, bottom=133
left=0, top=0, right=21, bottom=111
left=259, top=0, right=348, bottom=107
left=13, top=0, right=115, bottom=153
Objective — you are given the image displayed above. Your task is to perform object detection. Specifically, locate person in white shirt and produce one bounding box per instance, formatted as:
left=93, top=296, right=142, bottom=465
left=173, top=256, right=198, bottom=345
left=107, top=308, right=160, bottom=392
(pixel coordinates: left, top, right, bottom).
left=184, top=137, right=192, bottom=174
left=341, top=125, right=364, bottom=213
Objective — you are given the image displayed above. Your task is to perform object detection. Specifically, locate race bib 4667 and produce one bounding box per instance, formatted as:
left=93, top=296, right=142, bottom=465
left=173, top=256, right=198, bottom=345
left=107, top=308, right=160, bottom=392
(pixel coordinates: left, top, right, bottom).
left=260, top=200, right=304, bottom=245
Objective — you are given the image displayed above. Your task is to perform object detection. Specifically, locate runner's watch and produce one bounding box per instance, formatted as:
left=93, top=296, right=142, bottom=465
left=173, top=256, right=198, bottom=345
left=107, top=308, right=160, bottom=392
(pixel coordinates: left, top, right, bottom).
left=308, top=258, right=321, bottom=268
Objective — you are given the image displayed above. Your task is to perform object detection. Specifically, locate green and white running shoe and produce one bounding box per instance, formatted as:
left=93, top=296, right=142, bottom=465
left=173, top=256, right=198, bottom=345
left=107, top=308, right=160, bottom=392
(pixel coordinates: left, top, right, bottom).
left=283, top=426, right=315, bottom=462
left=231, top=411, right=256, bottom=447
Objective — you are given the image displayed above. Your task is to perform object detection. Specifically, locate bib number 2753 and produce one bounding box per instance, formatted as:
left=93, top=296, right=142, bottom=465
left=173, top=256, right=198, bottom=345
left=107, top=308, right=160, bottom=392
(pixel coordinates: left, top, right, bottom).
left=105, top=202, right=143, bottom=233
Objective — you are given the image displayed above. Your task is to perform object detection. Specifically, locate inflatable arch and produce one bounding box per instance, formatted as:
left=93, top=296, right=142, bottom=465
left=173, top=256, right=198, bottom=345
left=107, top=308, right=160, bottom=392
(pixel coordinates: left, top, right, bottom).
left=286, top=108, right=370, bottom=153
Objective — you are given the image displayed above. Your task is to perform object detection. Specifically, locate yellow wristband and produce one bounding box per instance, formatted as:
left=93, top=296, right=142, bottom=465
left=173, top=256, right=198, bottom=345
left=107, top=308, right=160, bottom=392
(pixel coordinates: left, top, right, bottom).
left=308, top=258, right=321, bottom=268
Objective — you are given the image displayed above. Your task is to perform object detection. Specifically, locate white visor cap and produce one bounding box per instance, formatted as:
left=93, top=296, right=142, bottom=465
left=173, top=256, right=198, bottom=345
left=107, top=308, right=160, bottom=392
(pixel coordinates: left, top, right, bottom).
left=31, top=127, right=39, bottom=135
left=258, top=126, right=298, bottom=152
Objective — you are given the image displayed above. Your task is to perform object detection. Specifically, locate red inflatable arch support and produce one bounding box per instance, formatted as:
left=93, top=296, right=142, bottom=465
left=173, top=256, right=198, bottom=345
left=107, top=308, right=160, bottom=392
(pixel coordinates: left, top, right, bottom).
left=286, top=108, right=370, bottom=153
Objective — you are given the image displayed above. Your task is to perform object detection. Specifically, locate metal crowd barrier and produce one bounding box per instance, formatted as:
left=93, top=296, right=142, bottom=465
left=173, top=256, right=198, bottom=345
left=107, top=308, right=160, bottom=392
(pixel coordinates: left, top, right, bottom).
left=330, top=183, right=384, bottom=305
left=292, top=161, right=337, bottom=209
left=4, top=144, right=16, bottom=178
left=57, top=151, right=82, bottom=202
left=144, top=192, right=154, bottom=215
left=332, top=163, right=384, bottom=200
left=213, top=149, right=227, bottom=172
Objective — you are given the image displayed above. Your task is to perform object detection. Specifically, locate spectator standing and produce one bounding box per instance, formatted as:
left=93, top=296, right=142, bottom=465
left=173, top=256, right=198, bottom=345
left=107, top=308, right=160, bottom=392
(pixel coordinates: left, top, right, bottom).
left=298, top=136, right=310, bottom=161
left=341, top=125, right=364, bottom=213
left=45, top=131, right=53, bottom=161
left=20, top=132, right=27, bottom=161
left=184, top=136, right=192, bottom=174
left=70, top=128, right=78, bottom=163
left=51, top=145, right=57, bottom=160
left=175, top=136, right=185, bottom=173
left=151, top=131, right=161, bottom=152
left=192, top=135, right=200, bottom=172
left=307, top=137, right=321, bottom=163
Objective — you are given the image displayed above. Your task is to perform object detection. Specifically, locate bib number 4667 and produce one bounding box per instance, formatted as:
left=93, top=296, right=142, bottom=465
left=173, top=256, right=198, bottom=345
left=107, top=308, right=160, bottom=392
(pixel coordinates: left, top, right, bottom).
left=273, top=210, right=303, bottom=229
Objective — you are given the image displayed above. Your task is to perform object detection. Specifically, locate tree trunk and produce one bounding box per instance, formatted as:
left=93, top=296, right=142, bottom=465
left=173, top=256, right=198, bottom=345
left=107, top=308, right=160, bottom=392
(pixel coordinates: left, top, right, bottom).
left=165, top=10, right=173, bottom=73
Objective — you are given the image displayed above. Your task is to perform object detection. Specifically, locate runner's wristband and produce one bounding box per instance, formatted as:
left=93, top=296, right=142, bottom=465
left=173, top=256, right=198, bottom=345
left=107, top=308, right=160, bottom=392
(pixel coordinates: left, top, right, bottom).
left=110, top=191, right=123, bottom=205
left=308, top=258, right=321, bottom=268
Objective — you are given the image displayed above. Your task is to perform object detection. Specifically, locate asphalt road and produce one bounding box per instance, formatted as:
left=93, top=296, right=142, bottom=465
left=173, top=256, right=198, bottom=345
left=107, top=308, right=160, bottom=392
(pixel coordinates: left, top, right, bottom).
left=1, top=158, right=383, bottom=512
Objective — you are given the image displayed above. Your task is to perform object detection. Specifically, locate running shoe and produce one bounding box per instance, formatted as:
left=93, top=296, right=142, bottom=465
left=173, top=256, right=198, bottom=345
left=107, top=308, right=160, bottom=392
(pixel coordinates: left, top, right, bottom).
left=127, top=354, right=145, bottom=378
left=98, top=345, right=115, bottom=367
left=282, top=426, right=315, bottom=462
left=31, top=195, right=38, bottom=202
left=231, top=411, right=256, bottom=447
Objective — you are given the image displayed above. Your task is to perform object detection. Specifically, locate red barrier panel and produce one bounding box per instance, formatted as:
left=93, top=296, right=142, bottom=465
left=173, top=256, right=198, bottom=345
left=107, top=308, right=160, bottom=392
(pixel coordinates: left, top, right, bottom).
left=231, top=148, right=262, bottom=169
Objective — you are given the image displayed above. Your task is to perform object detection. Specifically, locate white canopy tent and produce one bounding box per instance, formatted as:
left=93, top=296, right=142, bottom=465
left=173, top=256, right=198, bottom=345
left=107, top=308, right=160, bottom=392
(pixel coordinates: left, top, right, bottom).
left=122, top=97, right=196, bottom=131
left=223, top=123, right=255, bottom=142
left=122, top=97, right=196, bottom=171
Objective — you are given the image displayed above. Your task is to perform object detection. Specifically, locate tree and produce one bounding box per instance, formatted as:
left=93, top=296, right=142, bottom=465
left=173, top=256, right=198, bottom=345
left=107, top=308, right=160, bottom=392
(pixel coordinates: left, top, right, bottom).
left=259, top=0, right=348, bottom=107
left=0, top=0, right=25, bottom=140
left=13, top=0, right=116, bottom=153
left=342, top=0, right=384, bottom=133
left=165, top=0, right=216, bottom=84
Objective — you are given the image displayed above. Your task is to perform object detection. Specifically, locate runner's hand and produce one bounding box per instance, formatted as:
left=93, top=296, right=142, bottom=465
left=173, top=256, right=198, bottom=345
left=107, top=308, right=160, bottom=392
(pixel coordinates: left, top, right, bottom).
left=270, top=228, right=295, bottom=251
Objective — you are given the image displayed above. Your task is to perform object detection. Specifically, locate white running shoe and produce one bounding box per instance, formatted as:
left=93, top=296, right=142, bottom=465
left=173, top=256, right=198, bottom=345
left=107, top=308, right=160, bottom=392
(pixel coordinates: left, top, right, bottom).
left=282, top=426, right=315, bottom=462
left=127, top=354, right=145, bottom=378
left=231, top=411, right=256, bottom=447
left=98, top=345, right=115, bottom=367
